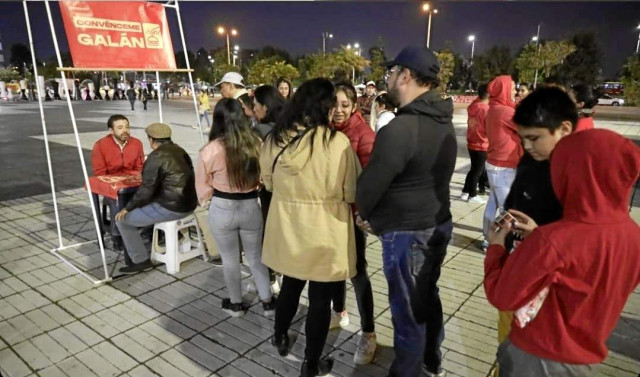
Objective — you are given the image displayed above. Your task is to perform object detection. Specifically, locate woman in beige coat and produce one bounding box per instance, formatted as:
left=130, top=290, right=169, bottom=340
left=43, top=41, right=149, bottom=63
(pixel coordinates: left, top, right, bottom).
left=260, top=78, right=360, bottom=377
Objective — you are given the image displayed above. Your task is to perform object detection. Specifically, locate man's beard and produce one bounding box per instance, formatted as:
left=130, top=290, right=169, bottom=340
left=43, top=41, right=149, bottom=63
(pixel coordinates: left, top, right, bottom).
left=386, top=87, right=401, bottom=108
left=114, top=134, right=129, bottom=143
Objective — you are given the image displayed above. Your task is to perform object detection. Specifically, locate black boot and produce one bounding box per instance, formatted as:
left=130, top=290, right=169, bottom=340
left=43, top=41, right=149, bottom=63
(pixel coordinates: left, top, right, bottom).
left=271, top=332, right=290, bottom=356
left=300, top=357, right=334, bottom=377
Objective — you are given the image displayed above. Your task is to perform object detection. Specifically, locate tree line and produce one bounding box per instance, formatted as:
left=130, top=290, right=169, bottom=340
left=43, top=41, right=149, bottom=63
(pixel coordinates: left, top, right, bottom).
left=3, top=32, right=640, bottom=104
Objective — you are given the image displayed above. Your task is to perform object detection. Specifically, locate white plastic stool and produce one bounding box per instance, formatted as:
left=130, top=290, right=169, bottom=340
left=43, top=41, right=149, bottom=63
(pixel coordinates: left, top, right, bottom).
left=150, top=213, right=207, bottom=274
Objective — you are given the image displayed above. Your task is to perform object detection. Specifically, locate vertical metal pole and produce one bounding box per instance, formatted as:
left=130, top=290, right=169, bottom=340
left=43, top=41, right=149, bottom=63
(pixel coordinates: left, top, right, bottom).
left=156, top=71, right=163, bottom=123
left=471, top=40, right=475, bottom=60
left=45, top=0, right=110, bottom=282
left=174, top=0, right=205, bottom=144
left=226, top=33, right=231, bottom=65
left=636, top=31, right=640, bottom=54
left=322, top=34, right=326, bottom=56
left=533, top=24, right=541, bottom=88
left=427, top=12, right=432, bottom=48
left=23, top=0, right=63, bottom=249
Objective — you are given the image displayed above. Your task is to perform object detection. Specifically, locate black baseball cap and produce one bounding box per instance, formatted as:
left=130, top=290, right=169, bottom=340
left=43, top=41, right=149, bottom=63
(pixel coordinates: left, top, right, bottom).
left=383, top=45, right=440, bottom=80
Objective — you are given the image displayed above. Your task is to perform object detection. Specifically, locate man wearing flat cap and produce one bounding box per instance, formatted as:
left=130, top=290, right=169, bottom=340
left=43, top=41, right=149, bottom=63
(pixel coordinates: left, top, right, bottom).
left=115, top=123, right=198, bottom=273
left=356, top=46, right=457, bottom=377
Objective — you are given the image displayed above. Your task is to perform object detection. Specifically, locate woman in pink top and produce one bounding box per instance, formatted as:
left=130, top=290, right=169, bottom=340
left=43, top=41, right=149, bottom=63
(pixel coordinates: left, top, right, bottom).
left=195, top=98, right=275, bottom=318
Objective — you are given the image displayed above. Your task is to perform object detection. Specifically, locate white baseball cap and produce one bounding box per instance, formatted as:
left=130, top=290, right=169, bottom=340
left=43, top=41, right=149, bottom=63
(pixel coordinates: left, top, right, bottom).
left=215, top=72, right=245, bottom=87
left=366, top=81, right=376, bottom=87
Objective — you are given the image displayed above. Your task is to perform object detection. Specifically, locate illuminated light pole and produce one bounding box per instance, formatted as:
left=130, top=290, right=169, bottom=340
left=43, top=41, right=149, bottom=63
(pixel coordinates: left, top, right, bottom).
left=322, top=32, right=333, bottom=56
left=217, top=26, right=238, bottom=65
left=636, top=24, right=640, bottom=54
left=423, top=3, right=438, bottom=48
left=533, top=23, right=541, bottom=88
left=468, top=35, right=475, bottom=60
left=233, top=45, right=239, bottom=67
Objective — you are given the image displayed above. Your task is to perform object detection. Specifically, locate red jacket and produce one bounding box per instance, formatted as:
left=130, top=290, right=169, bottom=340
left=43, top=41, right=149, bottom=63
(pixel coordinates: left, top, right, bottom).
left=91, top=135, right=145, bottom=176
left=484, top=129, right=640, bottom=364
left=574, top=116, right=594, bottom=133
left=486, top=76, right=522, bottom=167
left=332, top=112, right=375, bottom=168
left=466, top=99, right=489, bottom=151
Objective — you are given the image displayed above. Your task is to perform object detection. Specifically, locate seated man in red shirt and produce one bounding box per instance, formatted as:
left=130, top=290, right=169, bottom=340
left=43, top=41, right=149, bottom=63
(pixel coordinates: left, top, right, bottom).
left=91, top=114, right=145, bottom=250
left=484, top=128, right=640, bottom=376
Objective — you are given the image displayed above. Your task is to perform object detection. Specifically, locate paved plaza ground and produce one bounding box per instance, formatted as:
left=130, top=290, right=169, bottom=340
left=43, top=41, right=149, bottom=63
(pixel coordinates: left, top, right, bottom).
left=0, top=98, right=638, bottom=377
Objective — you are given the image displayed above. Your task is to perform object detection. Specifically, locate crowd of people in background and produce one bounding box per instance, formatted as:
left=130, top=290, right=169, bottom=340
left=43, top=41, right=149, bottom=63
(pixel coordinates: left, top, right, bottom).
left=90, top=44, right=640, bottom=377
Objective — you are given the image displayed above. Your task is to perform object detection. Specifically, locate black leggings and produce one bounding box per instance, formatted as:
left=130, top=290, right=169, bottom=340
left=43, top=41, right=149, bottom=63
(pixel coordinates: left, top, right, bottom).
left=331, top=225, right=376, bottom=333
left=275, top=276, right=341, bottom=364
left=462, top=149, right=489, bottom=197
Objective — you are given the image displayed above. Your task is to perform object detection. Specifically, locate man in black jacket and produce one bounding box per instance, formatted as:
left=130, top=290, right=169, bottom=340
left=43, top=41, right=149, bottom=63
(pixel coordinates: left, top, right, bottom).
left=356, top=46, right=457, bottom=377
left=115, top=123, right=198, bottom=273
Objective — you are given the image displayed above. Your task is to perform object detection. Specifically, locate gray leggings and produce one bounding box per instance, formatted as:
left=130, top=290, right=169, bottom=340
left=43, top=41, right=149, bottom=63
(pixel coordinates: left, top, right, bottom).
left=207, top=196, right=272, bottom=303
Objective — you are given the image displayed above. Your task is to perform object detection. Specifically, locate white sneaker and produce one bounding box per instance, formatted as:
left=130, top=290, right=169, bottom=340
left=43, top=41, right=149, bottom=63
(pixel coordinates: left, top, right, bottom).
left=329, top=310, right=349, bottom=329
left=460, top=193, right=469, bottom=201
left=468, top=195, right=487, bottom=204
left=354, top=332, right=377, bottom=365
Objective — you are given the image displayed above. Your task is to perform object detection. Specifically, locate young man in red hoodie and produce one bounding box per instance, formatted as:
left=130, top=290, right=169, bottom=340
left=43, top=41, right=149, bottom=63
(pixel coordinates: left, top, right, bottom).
left=482, top=75, right=522, bottom=250
left=461, top=84, right=489, bottom=204
left=91, top=114, right=145, bottom=250
left=484, top=128, right=640, bottom=376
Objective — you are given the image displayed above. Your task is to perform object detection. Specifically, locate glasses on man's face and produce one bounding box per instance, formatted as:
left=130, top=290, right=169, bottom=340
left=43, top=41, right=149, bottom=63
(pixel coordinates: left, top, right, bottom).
left=384, top=68, right=400, bottom=81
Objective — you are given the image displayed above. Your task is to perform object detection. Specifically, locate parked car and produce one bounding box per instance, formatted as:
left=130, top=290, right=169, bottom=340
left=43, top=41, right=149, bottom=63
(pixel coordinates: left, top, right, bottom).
left=598, top=94, right=624, bottom=106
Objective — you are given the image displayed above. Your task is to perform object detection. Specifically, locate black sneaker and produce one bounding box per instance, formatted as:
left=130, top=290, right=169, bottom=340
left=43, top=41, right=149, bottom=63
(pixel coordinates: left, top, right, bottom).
left=271, top=332, right=290, bottom=356
left=221, top=298, right=247, bottom=317
left=300, top=357, right=334, bottom=377
left=262, top=297, right=277, bottom=318
left=118, top=259, right=153, bottom=274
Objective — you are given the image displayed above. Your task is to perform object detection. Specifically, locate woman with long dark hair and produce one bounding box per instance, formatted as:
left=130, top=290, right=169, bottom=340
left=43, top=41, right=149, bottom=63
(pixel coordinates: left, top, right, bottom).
left=253, top=85, right=286, bottom=140
left=253, top=85, right=286, bottom=293
left=276, top=77, right=293, bottom=100
left=260, top=78, right=360, bottom=376
left=195, top=98, right=275, bottom=317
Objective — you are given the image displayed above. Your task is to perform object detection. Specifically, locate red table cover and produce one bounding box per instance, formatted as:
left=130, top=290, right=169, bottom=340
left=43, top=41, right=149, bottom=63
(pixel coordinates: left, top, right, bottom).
left=84, top=174, right=142, bottom=199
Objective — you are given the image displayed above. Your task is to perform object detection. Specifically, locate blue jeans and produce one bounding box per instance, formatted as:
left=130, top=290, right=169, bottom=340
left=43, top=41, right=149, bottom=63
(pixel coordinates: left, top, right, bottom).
left=482, top=167, right=516, bottom=239
left=116, top=202, right=190, bottom=264
left=381, top=220, right=452, bottom=377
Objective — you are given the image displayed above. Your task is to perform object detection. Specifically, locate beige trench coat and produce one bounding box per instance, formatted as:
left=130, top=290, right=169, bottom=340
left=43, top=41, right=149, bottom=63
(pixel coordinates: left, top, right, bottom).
left=260, top=127, right=361, bottom=282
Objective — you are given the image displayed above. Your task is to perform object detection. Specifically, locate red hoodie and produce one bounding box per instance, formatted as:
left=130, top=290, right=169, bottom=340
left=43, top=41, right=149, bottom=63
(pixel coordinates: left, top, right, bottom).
left=91, top=134, right=145, bottom=176
left=574, top=116, right=594, bottom=133
left=484, top=129, right=640, bottom=364
left=485, top=76, right=523, bottom=167
left=466, top=99, right=489, bottom=151
left=332, top=112, right=375, bottom=168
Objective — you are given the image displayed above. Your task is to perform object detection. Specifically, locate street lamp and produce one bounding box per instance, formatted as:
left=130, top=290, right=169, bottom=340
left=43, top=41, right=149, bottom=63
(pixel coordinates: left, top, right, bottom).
left=217, top=26, right=238, bottom=65
left=233, top=45, right=240, bottom=66
left=468, top=35, right=475, bottom=60
left=636, top=24, right=640, bottom=54
left=533, top=23, right=541, bottom=88
left=322, top=32, right=333, bottom=56
left=422, top=3, right=438, bottom=48
left=346, top=42, right=362, bottom=84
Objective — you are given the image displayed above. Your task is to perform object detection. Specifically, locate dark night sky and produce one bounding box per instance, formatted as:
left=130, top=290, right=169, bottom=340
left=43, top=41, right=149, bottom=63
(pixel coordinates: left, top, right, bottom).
left=1, top=1, right=639, bottom=79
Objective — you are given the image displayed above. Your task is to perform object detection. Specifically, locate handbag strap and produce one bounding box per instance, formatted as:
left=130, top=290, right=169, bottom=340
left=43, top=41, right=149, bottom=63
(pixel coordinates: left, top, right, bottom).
left=271, top=128, right=311, bottom=173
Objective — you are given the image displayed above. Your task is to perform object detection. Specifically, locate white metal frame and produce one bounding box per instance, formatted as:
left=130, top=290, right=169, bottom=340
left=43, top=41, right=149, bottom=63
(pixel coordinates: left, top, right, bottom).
left=23, top=0, right=203, bottom=285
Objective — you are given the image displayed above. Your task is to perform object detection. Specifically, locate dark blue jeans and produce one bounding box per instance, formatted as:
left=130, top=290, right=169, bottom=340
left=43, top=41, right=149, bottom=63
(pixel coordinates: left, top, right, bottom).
left=381, top=220, right=452, bottom=377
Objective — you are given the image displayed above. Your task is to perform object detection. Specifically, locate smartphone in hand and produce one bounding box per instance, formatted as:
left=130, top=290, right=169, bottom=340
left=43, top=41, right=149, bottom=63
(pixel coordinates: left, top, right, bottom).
left=494, top=211, right=516, bottom=232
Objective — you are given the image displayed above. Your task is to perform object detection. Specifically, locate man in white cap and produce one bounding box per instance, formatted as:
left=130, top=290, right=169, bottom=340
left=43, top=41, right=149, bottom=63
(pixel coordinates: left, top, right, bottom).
left=215, top=72, right=247, bottom=100
left=357, top=81, right=377, bottom=124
